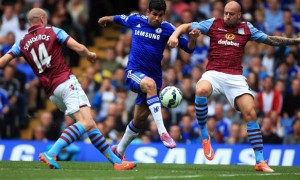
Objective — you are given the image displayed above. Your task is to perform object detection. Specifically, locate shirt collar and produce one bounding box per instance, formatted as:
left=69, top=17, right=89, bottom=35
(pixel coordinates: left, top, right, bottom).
left=28, top=24, right=44, bottom=33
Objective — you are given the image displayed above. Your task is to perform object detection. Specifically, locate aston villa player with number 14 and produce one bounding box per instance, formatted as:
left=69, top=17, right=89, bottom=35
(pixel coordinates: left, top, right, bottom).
left=0, top=8, right=136, bottom=170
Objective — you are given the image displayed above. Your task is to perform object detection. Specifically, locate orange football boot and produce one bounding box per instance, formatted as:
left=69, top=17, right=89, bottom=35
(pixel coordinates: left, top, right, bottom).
left=255, top=160, right=274, bottom=172
left=202, top=136, right=214, bottom=161
left=113, top=161, right=136, bottom=170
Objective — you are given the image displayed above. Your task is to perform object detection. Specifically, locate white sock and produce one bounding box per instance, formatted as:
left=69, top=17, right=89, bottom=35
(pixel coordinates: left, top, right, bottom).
left=117, top=121, right=139, bottom=155
left=148, top=98, right=167, bottom=136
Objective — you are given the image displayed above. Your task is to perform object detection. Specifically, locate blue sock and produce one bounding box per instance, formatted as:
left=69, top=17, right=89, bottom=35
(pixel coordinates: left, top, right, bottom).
left=195, top=96, right=208, bottom=140
left=247, top=121, right=264, bottom=163
left=88, top=128, right=122, bottom=164
left=48, top=122, right=85, bottom=155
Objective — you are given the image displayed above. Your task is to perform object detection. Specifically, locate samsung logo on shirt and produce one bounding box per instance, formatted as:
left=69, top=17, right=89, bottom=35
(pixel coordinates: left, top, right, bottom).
left=218, top=39, right=239, bottom=47
left=24, top=34, right=50, bottom=50
left=134, top=30, right=160, bottom=40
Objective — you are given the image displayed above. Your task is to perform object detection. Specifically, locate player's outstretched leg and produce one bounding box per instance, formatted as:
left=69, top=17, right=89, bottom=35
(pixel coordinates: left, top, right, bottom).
left=195, top=96, right=214, bottom=160
left=88, top=128, right=136, bottom=170
left=247, top=122, right=274, bottom=172
left=112, top=120, right=139, bottom=160
left=40, top=122, right=86, bottom=169
left=147, top=95, right=176, bottom=148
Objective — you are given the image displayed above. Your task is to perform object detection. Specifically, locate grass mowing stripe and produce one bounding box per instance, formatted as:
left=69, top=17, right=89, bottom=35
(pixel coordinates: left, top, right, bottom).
left=111, top=177, right=137, bottom=180
left=1, top=161, right=300, bottom=180
left=146, top=175, right=204, bottom=179
left=219, top=173, right=300, bottom=176
left=145, top=173, right=300, bottom=179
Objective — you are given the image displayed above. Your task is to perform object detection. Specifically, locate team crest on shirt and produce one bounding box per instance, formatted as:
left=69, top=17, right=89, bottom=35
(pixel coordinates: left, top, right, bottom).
left=155, top=28, right=162, bottom=34
left=238, top=28, right=245, bottom=35
left=225, top=33, right=235, bottom=41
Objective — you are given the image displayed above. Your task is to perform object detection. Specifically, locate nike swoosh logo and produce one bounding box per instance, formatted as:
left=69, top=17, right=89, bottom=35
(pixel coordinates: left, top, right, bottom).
left=262, top=166, right=274, bottom=172
left=124, top=163, right=130, bottom=168
left=44, top=153, right=53, bottom=160
left=206, top=145, right=213, bottom=158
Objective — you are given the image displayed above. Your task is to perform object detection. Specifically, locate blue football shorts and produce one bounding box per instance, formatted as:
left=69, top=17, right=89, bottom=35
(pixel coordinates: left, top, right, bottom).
left=125, top=70, right=159, bottom=105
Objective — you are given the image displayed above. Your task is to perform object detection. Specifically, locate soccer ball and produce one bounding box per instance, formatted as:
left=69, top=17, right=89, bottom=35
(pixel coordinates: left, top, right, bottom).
left=159, top=86, right=183, bottom=108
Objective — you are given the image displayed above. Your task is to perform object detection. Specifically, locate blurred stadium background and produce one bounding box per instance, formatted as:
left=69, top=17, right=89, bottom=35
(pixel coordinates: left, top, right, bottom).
left=0, top=0, right=300, bottom=166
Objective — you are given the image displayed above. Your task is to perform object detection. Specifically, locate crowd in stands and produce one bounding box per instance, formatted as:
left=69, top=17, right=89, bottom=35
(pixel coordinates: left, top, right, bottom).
left=0, top=0, right=300, bottom=146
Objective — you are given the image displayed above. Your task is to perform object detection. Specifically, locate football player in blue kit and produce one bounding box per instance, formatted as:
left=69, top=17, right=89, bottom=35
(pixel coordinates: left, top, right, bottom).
left=98, top=0, right=199, bottom=159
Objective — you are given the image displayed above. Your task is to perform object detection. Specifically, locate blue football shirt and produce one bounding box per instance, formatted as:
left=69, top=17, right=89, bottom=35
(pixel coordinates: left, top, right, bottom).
left=114, top=14, right=193, bottom=89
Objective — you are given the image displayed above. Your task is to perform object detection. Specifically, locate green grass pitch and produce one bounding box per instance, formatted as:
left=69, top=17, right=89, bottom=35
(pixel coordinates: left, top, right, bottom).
left=0, top=161, right=299, bottom=180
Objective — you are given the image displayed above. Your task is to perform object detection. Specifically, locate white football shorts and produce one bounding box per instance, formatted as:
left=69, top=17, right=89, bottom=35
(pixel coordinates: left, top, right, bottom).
left=49, top=75, right=91, bottom=116
left=198, top=70, right=254, bottom=110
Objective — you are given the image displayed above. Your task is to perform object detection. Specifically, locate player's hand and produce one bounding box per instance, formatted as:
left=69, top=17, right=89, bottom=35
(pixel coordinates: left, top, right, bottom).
left=87, top=52, right=97, bottom=63
left=189, top=28, right=201, bottom=40
left=98, top=17, right=108, bottom=27
left=168, top=35, right=179, bottom=48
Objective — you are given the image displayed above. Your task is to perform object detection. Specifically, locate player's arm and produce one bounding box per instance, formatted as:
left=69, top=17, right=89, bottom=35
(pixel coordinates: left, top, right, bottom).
left=168, top=23, right=199, bottom=53
left=168, top=23, right=192, bottom=48
left=263, top=36, right=300, bottom=46
left=98, top=16, right=114, bottom=27
left=177, top=28, right=200, bottom=53
left=52, top=26, right=96, bottom=62
left=168, top=18, right=213, bottom=48
left=187, top=28, right=201, bottom=49
left=66, top=37, right=96, bottom=63
left=248, top=22, right=300, bottom=46
left=0, top=53, right=15, bottom=69
left=98, top=14, right=136, bottom=27
left=0, top=40, right=21, bottom=69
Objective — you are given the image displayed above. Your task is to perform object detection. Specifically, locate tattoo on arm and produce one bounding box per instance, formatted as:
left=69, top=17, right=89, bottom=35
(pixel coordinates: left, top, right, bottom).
left=264, top=36, right=300, bottom=46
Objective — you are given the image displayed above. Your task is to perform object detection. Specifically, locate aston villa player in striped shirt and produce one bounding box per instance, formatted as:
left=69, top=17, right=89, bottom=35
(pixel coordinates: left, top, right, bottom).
left=0, top=8, right=136, bottom=170
left=168, top=1, right=300, bottom=173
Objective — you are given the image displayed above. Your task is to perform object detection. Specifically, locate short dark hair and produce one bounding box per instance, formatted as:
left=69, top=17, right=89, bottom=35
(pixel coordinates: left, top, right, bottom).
left=149, top=0, right=166, bottom=12
left=282, top=8, right=292, bottom=13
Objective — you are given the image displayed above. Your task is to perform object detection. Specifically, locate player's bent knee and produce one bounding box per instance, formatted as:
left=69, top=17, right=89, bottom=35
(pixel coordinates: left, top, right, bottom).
left=244, top=109, right=257, bottom=122
left=141, top=78, right=157, bottom=93
left=195, top=87, right=210, bottom=97
left=147, top=83, right=157, bottom=91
